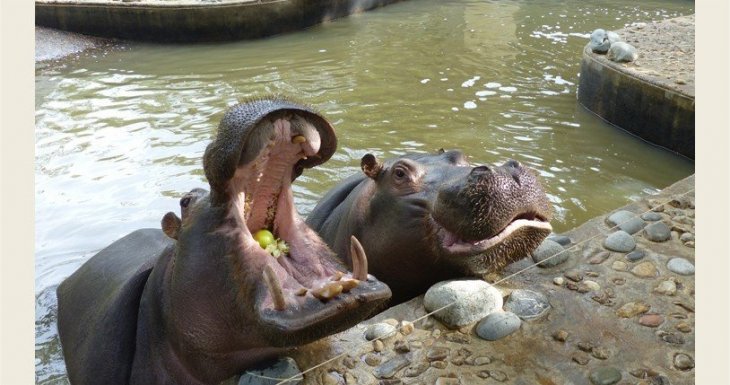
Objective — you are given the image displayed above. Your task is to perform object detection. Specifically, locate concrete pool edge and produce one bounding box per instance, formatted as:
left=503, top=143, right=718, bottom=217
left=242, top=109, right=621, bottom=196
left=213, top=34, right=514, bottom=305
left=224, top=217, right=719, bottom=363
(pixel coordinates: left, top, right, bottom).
left=35, top=0, right=406, bottom=42
left=577, top=42, right=695, bottom=159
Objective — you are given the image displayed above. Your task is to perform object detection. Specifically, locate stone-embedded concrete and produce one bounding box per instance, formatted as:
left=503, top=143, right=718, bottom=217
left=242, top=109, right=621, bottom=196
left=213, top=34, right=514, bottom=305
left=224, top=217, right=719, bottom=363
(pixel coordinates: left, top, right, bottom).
left=577, top=16, right=695, bottom=159
left=268, top=175, right=695, bottom=385
left=36, top=0, right=406, bottom=42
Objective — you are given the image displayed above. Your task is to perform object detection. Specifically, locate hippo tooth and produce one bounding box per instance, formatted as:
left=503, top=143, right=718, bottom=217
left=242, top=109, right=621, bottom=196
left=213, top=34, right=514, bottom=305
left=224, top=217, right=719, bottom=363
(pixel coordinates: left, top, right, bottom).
left=311, top=282, right=343, bottom=300
left=263, top=265, right=287, bottom=310
left=292, top=135, right=307, bottom=144
left=331, top=271, right=344, bottom=281
left=295, top=287, right=308, bottom=296
left=350, top=236, right=369, bottom=281
left=339, top=279, right=360, bottom=293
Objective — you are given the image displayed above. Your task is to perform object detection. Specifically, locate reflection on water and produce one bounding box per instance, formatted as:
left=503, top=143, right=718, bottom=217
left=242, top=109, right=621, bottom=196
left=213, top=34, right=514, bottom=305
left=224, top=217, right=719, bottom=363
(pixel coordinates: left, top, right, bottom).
left=35, top=0, right=694, bottom=382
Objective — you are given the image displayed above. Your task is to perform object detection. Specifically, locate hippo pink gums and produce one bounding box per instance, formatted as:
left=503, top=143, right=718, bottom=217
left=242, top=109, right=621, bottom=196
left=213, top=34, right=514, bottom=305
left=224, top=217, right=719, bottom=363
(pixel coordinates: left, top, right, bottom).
left=306, top=150, right=554, bottom=304
left=56, top=97, right=391, bottom=385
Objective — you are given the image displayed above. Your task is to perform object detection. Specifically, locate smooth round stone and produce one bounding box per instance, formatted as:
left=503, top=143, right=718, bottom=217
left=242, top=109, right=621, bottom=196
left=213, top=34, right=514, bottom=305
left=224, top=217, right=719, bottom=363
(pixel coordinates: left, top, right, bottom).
left=626, top=249, right=645, bottom=262
left=667, top=258, right=695, bottom=275
left=504, top=289, right=551, bottom=321
left=239, top=357, right=301, bottom=385
left=590, top=29, right=610, bottom=53
left=680, top=232, right=695, bottom=243
left=674, top=353, right=694, bottom=371
left=548, top=234, right=572, bottom=246
left=611, top=260, right=628, bottom=271
left=424, top=280, right=503, bottom=328
left=654, top=279, right=677, bottom=296
left=607, top=41, right=638, bottom=62
left=603, top=231, right=636, bottom=252
left=581, top=280, right=601, bottom=292
left=641, top=212, right=663, bottom=221
left=644, top=222, right=671, bottom=242
left=606, top=210, right=646, bottom=234
left=589, top=367, right=622, bottom=385
left=475, top=311, right=521, bottom=341
left=532, top=239, right=568, bottom=267
left=364, top=323, right=396, bottom=341
left=631, top=262, right=658, bottom=278
left=638, top=314, right=664, bottom=327
left=616, top=301, right=650, bottom=318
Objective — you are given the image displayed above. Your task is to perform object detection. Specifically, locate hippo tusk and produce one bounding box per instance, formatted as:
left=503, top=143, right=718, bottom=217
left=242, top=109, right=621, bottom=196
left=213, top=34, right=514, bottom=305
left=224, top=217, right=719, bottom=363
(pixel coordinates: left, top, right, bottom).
left=289, top=116, right=321, bottom=157
left=292, top=135, right=306, bottom=144
left=350, top=236, right=368, bottom=281
left=263, top=265, right=287, bottom=311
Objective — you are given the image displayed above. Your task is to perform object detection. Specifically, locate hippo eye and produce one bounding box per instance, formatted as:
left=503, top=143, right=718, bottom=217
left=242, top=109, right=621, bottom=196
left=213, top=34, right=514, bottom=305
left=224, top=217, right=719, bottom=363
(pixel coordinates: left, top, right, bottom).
left=394, top=168, right=407, bottom=179
left=180, top=196, right=192, bottom=208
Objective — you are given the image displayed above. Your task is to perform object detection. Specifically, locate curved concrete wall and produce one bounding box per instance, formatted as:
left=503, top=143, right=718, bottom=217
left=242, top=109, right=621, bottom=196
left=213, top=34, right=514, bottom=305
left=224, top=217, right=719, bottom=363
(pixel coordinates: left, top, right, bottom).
left=36, top=0, right=404, bottom=42
left=577, top=45, right=695, bottom=159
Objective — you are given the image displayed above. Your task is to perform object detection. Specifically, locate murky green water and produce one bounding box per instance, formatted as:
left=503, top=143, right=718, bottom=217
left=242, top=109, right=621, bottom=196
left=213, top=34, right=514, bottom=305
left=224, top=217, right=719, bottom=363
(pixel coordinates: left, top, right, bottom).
left=35, top=0, right=693, bottom=382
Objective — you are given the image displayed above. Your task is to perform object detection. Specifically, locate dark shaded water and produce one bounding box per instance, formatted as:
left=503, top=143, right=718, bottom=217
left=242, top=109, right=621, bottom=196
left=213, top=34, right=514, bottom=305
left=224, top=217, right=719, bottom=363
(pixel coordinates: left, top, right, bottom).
left=35, top=0, right=693, bottom=382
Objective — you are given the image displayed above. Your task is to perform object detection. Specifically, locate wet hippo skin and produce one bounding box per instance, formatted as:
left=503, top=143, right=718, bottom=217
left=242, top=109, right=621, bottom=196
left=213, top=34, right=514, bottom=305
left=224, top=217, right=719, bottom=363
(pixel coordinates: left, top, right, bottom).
left=307, top=150, right=554, bottom=304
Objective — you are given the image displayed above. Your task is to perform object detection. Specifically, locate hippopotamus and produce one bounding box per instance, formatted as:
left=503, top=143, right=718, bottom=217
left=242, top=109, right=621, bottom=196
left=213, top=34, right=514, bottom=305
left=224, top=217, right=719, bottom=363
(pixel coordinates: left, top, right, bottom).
left=306, top=150, right=553, bottom=304
left=56, top=97, right=391, bottom=385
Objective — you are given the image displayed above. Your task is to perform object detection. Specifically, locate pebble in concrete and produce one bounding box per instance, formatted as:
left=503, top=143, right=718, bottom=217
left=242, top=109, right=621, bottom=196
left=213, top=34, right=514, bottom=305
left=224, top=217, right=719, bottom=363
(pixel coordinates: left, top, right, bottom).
left=631, top=262, right=658, bottom=278
left=667, top=258, right=695, bottom=275
left=475, top=311, right=521, bottom=341
left=616, top=301, right=650, bottom=318
left=504, top=289, right=551, bottom=321
left=673, top=353, right=694, bottom=371
left=548, top=234, right=572, bottom=246
left=626, top=249, right=645, bottom=262
left=374, top=355, right=410, bottom=379
left=364, top=323, right=396, bottom=341
left=606, top=210, right=646, bottom=234
left=654, top=279, right=677, bottom=296
left=238, top=357, right=302, bottom=385
left=589, top=367, right=622, bottom=385
left=532, top=239, right=569, bottom=267
left=641, top=212, right=663, bottom=221
left=644, top=222, right=671, bottom=242
left=603, top=231, right=636, bottom=252
left=423, top=280, right=503, bottom=328
left=607, top=42, right=638, bottom=62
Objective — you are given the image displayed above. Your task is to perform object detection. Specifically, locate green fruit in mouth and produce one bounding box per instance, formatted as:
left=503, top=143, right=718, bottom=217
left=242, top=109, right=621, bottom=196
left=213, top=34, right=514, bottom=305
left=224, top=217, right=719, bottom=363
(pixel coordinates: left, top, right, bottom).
left=253, top=229, right=275, bottom=249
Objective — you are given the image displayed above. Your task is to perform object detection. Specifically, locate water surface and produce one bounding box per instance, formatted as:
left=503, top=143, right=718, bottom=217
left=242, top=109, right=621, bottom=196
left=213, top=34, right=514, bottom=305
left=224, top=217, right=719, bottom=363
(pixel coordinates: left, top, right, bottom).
left=35, top=0, right=694, bottom=382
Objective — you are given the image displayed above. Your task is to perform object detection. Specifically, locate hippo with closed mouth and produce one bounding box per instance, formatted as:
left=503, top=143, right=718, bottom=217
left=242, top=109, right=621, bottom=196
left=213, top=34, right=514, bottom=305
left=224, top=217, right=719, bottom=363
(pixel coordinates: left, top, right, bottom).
left=306, top=150, right=553, bottom=304
left=56, top=97, right=391, bottom=385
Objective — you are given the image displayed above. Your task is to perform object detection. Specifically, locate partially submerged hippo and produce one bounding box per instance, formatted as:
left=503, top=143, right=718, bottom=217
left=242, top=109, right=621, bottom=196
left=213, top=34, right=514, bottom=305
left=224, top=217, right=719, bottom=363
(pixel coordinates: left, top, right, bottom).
left=307, top=150, right=553, bottom=304
left=57, top=97, right=391, bottom=385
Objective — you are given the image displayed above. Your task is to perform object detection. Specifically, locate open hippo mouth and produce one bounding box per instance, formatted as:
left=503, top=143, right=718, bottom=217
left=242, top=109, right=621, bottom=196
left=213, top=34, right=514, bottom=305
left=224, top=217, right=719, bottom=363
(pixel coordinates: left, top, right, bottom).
left=429, top=161, right=553, bottom=272
left=203, top=99, right=391, bottom=345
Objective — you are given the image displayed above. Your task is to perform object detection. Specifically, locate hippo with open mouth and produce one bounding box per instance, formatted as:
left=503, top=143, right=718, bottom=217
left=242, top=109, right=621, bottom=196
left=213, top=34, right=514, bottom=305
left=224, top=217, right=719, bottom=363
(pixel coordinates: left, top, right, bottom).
left=56, top=97, right=391, bottom=385
left=306, top=150, right=553, bottom=304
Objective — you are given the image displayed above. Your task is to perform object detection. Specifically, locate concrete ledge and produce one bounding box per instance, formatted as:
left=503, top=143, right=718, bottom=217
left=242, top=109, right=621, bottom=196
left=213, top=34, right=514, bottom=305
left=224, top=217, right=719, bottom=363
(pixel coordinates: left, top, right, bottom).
left=578, top=44, right=694, bottom=159
left=36, top=0, right=405, bottom=42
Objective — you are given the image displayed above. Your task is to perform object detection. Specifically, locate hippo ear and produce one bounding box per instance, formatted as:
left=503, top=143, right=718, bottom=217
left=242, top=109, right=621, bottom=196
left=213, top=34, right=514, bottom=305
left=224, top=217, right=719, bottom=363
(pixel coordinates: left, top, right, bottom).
left=437, top=148, right=445, bottom=154
left=361, top=154, right=383, bottom=179
left=161, top=212, right=182, bottom=240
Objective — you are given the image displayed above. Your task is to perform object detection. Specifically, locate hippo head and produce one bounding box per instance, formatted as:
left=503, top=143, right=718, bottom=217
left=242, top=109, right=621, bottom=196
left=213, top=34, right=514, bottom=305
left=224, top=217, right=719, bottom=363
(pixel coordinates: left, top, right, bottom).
left=167, top=97, right=391, bottom=357
left=318, top=149, right=552, bottom=302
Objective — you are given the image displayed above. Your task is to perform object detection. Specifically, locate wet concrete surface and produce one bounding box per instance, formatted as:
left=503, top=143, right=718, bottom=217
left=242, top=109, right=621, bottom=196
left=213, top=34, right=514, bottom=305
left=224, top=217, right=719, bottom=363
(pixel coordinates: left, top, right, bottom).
left=259, top=175, right=696, bottom=385
left=35, top=26, right=124, bottom=63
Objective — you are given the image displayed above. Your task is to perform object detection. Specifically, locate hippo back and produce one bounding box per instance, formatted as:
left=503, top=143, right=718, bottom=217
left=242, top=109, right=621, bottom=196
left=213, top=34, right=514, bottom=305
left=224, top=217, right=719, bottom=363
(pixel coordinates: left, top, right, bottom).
left=57, top=229, right=174, bottom=385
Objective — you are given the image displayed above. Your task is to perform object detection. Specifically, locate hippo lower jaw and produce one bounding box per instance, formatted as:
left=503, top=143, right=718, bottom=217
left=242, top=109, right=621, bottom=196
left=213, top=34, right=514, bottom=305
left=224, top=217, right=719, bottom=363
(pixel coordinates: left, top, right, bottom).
left=222, top=116, right=390, bottom=345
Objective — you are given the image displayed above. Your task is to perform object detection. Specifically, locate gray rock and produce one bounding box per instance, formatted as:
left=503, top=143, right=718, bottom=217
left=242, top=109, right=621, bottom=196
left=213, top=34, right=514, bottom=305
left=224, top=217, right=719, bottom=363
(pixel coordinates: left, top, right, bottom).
left=626, top=249, right=645, bottom=262
left=475, top=311, right=521, bottom=341
left=239, top=357, right=302, bottom=385
left=374, top=354, right=410, bottom=379
left=548, top=234, right=572, bottom=246
left=504, top=289, right=550, bottom=321
left=603, top=231, right=636, bottom=252
left=607, top=42, right=638, bottom=62
left=680, top=232, right=695, bottom=243
left=607, top=31, right=621, bottom=44
left=644, top=222, right=671, bottom=242
left=641, top=212, right=663, bottom=221
left=590, top=29, right=610, bottom=53
left=423, top=280, right=503, bottom=328
left=667, top=258, right=695, bottom=275
left=606, top=210, right=645, bottom=234
left=364, top=322, right=396, bottom=341
left=532, top=239, right=568, bottom=267
left=589, top=367, right=622, bottom=385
